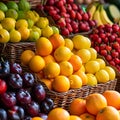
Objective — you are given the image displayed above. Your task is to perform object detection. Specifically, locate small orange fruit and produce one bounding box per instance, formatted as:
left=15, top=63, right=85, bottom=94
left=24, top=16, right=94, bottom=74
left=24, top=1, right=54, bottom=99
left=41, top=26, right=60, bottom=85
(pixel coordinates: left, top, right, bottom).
left=47, top=108, right=70, bottom=120
left=43, top=54, right=55, bottom=65
left=68, top=75, right=82, bottom=89
left=59, top=61, right=73, bottom=76
left=54, top=46, right=72, bottom=62
left=69, top=98, right=87, bottom=116
left=64, top=38, right=73, bottom=51
left=70, top=115, right=82, bottom=120
left=43, top=62, right=60, bottom=79
left=86, top=93, right=107, bottom=115
left=32, top=117, right=43, bottom=120
left=29, top=55, right=45, bottom=72
left=69, top=54, right=83, bottom=72
left=49, top=33, right=65, bottom=50
left=20, top=50, right=35, bottom=65
left=102, top=90, right=120, bottom=109
left=36, top=37, right=53, bottom=57
left=96, top=106, right=120, bottom=120
left=80, top=113, right=96, bottom=120
left=52, top=75, right=70, bottom=92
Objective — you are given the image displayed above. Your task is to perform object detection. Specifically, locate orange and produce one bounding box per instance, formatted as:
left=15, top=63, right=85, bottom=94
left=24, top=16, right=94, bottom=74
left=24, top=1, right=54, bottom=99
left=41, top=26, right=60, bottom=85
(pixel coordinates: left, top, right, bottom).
left=43, top=62, right=60, bottom=79
left=80, top=113, right=96, bottom=120
left=20, top=50, right=35, bottom=65
left=70, top=115, right=82, bottom=120
left=49, top=33, right=65, bottom=50
left=74, top=70, right=88, bottom=85
left=102, top=90, right=120, bottom=109
left=47, top=107, right=70, bottom=120
left=69, top=54, right=83, bottom=72
left=59, top=61, right=73, bottom=76
left=76, top=49, right=91, bottom=64
left=64, top=38, right=73, bottom=51
left=43, top=54, right=55, bottom=65
left=95, top=58, right=106, bottom=69
left=32, top=117, right=43, bottom=120
left=86, top=93, right=107, bottom=115
left=54, top=46, right=72, bottom=62
left=85, top=60, right=100, bottom=74
left=68, top=75, right=82, bottom=89
left=40, top=78, right=53, bottom=90
left=36, top=37, right=53, bottom=57
left=96, top=106, right=120, bottom=120
left=29, top=55, right=45, bottom=73
left=52, top=75, right=70, bottom=92
left=69, top=98, right=87, bottom=116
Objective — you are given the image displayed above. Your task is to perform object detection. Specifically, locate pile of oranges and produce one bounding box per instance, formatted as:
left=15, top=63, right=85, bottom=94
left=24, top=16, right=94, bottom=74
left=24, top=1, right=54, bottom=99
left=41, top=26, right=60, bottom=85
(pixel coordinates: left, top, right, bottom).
left=20, top=33, right=116, bottom=93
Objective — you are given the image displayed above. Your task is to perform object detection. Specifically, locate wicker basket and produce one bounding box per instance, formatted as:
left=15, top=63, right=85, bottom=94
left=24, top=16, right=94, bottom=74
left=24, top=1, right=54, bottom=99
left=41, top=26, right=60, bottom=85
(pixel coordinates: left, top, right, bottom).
left=0, top=42, right=35, bottom=64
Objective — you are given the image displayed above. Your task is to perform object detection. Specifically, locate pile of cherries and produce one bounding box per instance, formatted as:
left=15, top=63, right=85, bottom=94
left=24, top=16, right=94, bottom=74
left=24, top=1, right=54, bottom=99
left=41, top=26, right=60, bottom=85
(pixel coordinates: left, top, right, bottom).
left=0, top=59, right=54, bottom=120
left=89, top=24, right=120, bottom=71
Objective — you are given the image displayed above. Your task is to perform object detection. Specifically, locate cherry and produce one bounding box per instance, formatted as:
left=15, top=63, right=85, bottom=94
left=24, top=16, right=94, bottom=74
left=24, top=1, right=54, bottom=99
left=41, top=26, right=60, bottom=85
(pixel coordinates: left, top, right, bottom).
left=0, top=79, right=7, bottom=94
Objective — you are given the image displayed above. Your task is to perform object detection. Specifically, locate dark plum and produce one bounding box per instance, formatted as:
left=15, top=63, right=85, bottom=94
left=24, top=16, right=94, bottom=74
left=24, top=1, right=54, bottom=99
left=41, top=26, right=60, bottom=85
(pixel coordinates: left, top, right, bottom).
left=0, top=108, right=7, bottom=120
left=38, top=113, right=48, bottom=120
left=10, top=63, right=22, bottom=74
left=24, top=116, right=32, bottom=120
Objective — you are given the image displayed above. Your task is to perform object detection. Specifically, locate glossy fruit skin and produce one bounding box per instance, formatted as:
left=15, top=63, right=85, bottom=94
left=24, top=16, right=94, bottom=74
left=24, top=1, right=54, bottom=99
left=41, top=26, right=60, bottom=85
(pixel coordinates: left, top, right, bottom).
left=8, top=106, right=25, bottom=120
left=0, top=108, right=7, bottom=120
left=0, top=79, right=7, bottom=94
left=10, top=63, right=22, bottom=74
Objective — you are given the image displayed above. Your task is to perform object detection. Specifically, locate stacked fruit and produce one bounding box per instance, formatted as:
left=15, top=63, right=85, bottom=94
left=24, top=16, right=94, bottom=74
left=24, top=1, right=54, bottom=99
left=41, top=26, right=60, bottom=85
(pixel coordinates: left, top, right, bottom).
left=0, top=59, right=54, bottom=119
left=89, top=24, right=120, bottom=71
left=46, top=90, right=120, bottom=120
left=36, top=0, right=97, bottom=36
left=20, top=33, right=116, bottom=93
left=0, top=0, right=59, bottom=43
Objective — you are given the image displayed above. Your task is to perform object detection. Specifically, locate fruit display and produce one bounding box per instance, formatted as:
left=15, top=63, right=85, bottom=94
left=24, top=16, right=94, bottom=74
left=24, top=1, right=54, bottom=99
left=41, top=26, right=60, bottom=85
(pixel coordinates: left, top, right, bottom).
left=36, top=0, right=97, bottom=36
left=0, top=59, right=54, bottom=119
left=0, top=0, right=59, bottom=43
left=46, top=90, right=120, bottom=120
left=89, top=24, right=120, bottom=71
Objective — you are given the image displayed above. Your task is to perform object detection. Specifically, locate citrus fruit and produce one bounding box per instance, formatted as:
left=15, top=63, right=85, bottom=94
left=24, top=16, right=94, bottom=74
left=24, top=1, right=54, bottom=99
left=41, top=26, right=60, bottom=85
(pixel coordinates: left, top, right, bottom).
left=9, top=29, right=21, bottom=42
left=18, top=26, right=30, bottom=41
left=76, top=49, right=91, bottom=63
left=103, top=90, right=120, bottom=109
left=85, top=60, right=100, bottom=74
left=29, top=55, right=45, bottom=73
left=88, top=48, right=97, bottom=60
left=27, top=19, right=34, bottom=28
left=47, top=108, right=70, bottom=120
left=32, top=26, right=41, bottom=36
left=68, top=54, right=82, bottom=72
left=103, top=66, right=116, bottom=80
left=59, top=61, right=73, bottom=76
left=15, top=19, right=28, bottom=29
left=86, top=93, right=107, bottom=115
left=0, top=29, right=10, bottom=43
left=72, top=35, right=91, bottom=50
left=0, top=10, right=5, bottom=21
left=52, top=26, right=59, bottom=34
left=43, top=55, right=55, bottom=65
left=70, top=115, right=82, bottom=120
left=41, top=25, right=53, bottom=38
left=64, top=38, right=73, bottom=51
left=95, top=58, right=106, bottom=69
left=49, top=33, right=65, bottom=50
left=86, top=73, right=97, bottom=86
left=43, top=62, right=60, bottom=79
left=68, top=75, right=82, bottom=89
left=95, top=69, right=109, bottom=83
left=32, top=117, right=43, bottom=120
left=52, top=75, right=70, bottom=92
left=0, top=24, right=2, bottom=29
left=1, top=18, right=16, bottom=31
left=74, top=70, right=88, bottom=85
left=6, top=1, right=19, bottom=11
left=54, top=46, right=72, bottom=62
left=0, top=2, right=8, bottom=12
left=17, top=10, right=26, bottom=19
left=36, top=37, right=53, bottom=57
left=69, top=98, right=87, bottom=116
left=20, top=50, right=35, bottom=65
left=96, top=106, right=120, bottom=120
left=80, top=113, right=96, bottom=120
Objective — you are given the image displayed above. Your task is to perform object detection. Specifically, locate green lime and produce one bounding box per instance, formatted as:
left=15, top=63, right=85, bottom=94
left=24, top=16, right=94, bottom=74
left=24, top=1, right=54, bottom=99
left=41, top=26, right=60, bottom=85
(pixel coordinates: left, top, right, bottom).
left=17, top=10, right=26, bottom=20
left=6, top=1, right=19, bottom=11
left=0, top=2, right=8, bottom=12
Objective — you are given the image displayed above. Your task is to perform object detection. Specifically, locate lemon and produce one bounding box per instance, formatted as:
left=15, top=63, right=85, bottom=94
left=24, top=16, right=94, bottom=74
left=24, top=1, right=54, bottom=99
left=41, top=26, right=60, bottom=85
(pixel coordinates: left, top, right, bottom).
left=88, top=48, right=97, bottom=60
left=0, top=10, right=5, bottom=21
left=95, top=58, right=106, bottom=69
left=85, top=60, right=100, bottom=74
left=86, top=73, right=97, bottom=86
left=95, top=69, right=109, bottom=83
left=52, top=26, right=59, bottom=34
left=0, top=24, right=3, bottom=29
left=15, top=19, right=28, bottom=29
left=64, top=38, right=73, bottom=51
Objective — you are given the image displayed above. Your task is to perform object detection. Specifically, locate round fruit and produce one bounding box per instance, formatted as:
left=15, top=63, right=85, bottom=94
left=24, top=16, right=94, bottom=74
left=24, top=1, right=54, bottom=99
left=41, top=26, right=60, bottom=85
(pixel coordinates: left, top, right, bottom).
left=36, top=37, right=53, bottom=57
left=15, top=19, right=28, bottom=29
left=32, top=117, right=43, bottom=120
left=64, top=38, right=73, bottom=51
left=6, top=1, right=18, bottom=11
left=0, top=2, right=8, bottom=12
left=88, top=48, right=97, bottom=60
left=52, top=26, right=59, bottom=34
left=80, top=113, right=96, bottom=120
left=43, top=55, right=55, bottom=65
left=70, top=115, right=82, bottom=120
left=95, top=58, right=106, bottom=69
left=0, top=10, right=5, bottom=21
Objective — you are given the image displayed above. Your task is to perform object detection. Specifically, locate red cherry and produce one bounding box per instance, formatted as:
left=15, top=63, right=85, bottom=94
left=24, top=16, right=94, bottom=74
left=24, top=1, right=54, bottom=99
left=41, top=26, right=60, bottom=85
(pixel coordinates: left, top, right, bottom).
left=0, top=79, right=7, bottom=94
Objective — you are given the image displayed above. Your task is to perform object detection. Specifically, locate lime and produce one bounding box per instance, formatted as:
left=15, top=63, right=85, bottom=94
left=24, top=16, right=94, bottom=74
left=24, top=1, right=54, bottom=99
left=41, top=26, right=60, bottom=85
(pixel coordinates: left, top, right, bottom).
left=6, top=1, right=18, bottom=11
left=0, top=2, right=8, bottom=12
left=17, top=10, right=26, bottom=20
left=52, top=26, right=59, bottom=34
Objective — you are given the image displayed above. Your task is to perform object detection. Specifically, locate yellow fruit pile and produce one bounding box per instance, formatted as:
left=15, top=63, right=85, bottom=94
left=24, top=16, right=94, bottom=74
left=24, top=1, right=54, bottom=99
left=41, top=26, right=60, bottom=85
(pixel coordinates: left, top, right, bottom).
left=20, top=34, right=116, bottom=92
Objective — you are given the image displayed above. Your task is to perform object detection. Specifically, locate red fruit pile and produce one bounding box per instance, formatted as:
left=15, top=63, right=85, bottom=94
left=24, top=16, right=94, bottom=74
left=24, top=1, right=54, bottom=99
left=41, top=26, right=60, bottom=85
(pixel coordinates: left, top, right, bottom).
left=89, top=24, right=120, bottom=71
left=36, top=0, right=96, bottom=36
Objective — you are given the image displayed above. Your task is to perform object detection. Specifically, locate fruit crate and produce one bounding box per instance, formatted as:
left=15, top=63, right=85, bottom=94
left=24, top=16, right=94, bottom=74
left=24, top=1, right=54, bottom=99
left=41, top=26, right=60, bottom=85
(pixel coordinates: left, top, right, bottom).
left=0, top=42, right=35, bottom=64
